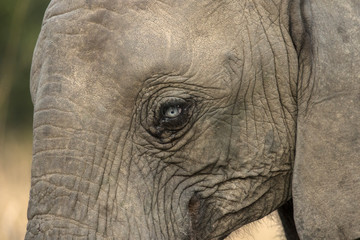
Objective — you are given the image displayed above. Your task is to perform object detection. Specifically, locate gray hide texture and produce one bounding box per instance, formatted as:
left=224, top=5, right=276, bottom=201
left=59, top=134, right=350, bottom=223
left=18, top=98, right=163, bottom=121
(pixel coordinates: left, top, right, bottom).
left=293, top=1, right=360, bottom=239
left=25, top=0, right=360, bottom=239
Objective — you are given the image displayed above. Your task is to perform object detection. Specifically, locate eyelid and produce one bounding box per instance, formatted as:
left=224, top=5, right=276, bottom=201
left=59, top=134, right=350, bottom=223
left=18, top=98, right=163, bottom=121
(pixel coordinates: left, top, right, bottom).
left=139, top=94, right=197, bottom=143
left=156, top=98, right=193, bottom=130
left=158, top=98, right=186, bottom=116
left=160, top=102, right=187, bottom=121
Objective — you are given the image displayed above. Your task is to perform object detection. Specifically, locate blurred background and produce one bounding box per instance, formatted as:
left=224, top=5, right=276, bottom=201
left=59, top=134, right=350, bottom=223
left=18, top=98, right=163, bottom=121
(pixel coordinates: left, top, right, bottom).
left=0, top=0, right=50, bottom=239
left=0, top=1, right=285, bottom=239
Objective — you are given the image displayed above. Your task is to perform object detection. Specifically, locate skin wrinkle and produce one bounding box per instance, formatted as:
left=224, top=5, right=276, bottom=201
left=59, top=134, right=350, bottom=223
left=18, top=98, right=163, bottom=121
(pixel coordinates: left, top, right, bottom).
left=110, top=118, right=134, bottom=236
left=34, top=94, right=85, bottom=118
left=165, top=170, right=186, bottom=236
left=97, top=122, right=121, bottom=236
left=33, top=135, right=105, bottom=164
left=43, top=0, right=83, bottom=23
left=286, top=0, right=312, bottom=118
left=27, top=1, right=298, bottom=239
left=263, top=33, right=289, bottom=154
left=254, top=17, right=284, bottom=147
left=137, top=81, right=220, bottom=105
left=213, top=177, right=284, bottom=238
left=225, top=51, right=245, bottom=166
left=167, top=173, right=190, bottom=238
left=140, top=110, right=198, bottom=149
left=153, top=162, right=166, bottom=238
left=155, top=179, right=168, bottom=239
left=31, top=174, right=96, bottom=199
left=31, top=156, right=95, bottom=183
left=171, top=185, right=188, bottom=237
left=164, top=176, right=177, bottom=238
left=217, top=182, right=271, bottom=220
left=73, top=168, right=92, bottom=224
left=28, top=217, right=95, bottom=238
left=29, top=182, right=105, bottom=224
left=242, top=14, right=259, bottom=150
left=34, top=103, right=110, bottom=139
left=258, top=55, right=284, bottom=151
left=279, top=1, right=297, bottom=103
left=34, top=124, right=125, bottom=237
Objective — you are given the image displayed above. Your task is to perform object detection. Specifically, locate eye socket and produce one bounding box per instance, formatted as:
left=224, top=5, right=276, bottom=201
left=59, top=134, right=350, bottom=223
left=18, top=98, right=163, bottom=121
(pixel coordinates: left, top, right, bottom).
left=139, top=93, right=197, bottom=142
left=154, top=98, right=194, bottom=136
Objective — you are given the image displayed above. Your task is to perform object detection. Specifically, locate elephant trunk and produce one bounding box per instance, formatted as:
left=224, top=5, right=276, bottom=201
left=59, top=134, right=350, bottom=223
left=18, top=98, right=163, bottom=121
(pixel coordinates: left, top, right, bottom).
left=26, top=75, right=192, bottom=239
left=26, top=71, right=129, bottom=238
left=26, top=85, right=114, bottom=238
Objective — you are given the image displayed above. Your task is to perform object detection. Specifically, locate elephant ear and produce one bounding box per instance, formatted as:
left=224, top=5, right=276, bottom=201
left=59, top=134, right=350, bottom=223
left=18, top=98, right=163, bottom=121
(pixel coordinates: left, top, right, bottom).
left=293, top=1, right=360, bottom=239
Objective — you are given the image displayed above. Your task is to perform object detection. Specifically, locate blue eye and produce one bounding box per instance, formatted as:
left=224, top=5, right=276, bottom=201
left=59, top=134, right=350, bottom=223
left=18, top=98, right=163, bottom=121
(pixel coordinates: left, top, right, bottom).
left=156, top=97, right=194, bottom=131
left=163, top=105, right=182, bottom=118
left=150, top=97, right=195, bottom=139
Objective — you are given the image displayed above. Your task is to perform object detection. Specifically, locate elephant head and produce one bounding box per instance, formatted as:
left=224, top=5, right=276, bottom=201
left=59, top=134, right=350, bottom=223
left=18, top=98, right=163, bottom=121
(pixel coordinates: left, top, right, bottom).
left=26, top=0, right=360, bottom=239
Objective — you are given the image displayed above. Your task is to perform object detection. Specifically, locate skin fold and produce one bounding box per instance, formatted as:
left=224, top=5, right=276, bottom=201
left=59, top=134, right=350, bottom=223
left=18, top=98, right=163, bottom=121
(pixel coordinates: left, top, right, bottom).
left=26, top=0, right=360, bottom=239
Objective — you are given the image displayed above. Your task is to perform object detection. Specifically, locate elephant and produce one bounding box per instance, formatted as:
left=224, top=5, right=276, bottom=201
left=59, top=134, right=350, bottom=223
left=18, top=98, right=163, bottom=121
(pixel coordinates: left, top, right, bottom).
left=26, top=0, right=360, bottom=239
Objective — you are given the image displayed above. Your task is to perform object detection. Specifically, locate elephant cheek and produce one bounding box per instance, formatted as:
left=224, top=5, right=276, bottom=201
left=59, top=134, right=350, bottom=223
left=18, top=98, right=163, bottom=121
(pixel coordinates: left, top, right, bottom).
left=186, top=172, right=291, bottom=240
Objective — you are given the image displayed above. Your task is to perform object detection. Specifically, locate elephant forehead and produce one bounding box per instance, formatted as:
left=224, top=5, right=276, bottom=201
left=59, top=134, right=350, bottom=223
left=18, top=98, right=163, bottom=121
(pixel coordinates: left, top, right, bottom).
left=43, top=0, right=246, bottom=78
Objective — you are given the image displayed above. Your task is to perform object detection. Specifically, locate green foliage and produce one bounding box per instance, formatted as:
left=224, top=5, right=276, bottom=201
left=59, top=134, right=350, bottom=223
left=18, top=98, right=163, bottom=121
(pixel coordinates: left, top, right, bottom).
left=0, top=0, right=50, bottom=135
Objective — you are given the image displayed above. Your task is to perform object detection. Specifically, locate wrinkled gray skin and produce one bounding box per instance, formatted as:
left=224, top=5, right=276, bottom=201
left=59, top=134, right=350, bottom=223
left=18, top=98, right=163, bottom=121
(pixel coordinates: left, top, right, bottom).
left=26, top=0, right=360, bottom=239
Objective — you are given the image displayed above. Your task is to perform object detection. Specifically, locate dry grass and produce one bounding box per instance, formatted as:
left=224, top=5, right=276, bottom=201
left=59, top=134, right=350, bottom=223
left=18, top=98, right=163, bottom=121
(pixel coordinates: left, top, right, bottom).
left=0, top=133, right=285, bottom=240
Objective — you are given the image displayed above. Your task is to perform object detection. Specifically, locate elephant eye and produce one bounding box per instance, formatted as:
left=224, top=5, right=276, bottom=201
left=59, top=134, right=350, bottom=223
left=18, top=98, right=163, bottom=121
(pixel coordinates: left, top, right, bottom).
left=154, top=98, right=194, bottom=136
left=162, top=104, right=182, bottom=118
left=140, top=95, right=196, bottom=141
